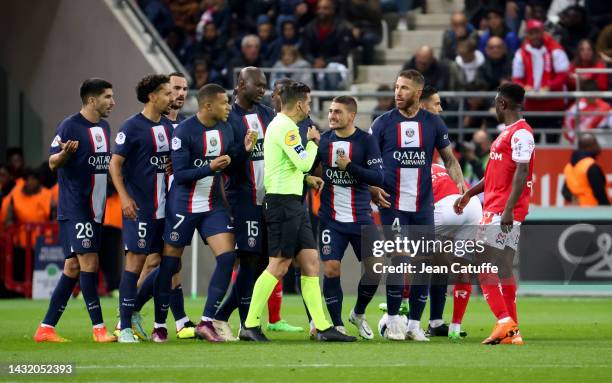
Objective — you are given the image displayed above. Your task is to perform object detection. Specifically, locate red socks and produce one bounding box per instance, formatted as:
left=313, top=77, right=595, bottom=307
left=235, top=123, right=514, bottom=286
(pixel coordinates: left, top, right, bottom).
left=500, top=276, right=517, bottom=323
left=452, top=283, right=472, bottom=324
left=478, top=272, right=510, bottom=321
left=267, top=281, right=282, bottom=324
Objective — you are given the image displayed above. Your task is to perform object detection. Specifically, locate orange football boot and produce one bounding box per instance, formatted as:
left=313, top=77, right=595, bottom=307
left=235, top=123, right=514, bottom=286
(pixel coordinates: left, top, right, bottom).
left=34, top=325, right=69, bottom=343
left=500, top=328, right=524, bottom=345
left=482, top=319, right=518, bottom=345
left=93, top=325, right=118, bottom=343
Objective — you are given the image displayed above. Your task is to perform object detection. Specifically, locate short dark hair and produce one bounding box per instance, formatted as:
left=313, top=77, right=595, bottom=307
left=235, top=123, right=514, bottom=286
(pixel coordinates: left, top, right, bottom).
left=420, top=85, right=438, bottom=101
left=273, top=78, right=295, bottom=90
left=331, top=96, right=357, bottom=113
left=22, top=167, right=40, bottom=180
left=6, top=147, right=23, bottom=160
left=168, top=71, right=186, bottom=79
left=279, top=81, right=310, bottom=107
left=397, top=69, right=425, bottom=86
left=197, top=83, right=227, bottom=105
left=80, top=78, right=113, bottom=104
left=498, top=83, right=525, bottom=108
left=136, top=74, right=170, bottom=104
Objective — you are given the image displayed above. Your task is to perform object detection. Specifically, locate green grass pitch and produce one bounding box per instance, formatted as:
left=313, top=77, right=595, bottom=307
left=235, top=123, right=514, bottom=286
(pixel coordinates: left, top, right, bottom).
left=1, top=295, right=611, bottom=382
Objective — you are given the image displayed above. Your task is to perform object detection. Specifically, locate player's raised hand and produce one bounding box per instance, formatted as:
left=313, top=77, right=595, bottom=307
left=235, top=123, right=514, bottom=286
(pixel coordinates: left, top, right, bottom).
left=307, top=126, right=320, bottom=144
left=453, top=194, right=470, bottom=215
left=336, top=154, right=351, bottom=170
left=244, top=129, right=258, bottom=152
left=305, top=175, right=324, bottom=191
left=369, top=186, right=390, bottom=208
left=121, top=195, right=139, bottom=220
left=59, top=140, right=79, bottom=154
left=210, top=155, right=231, bottom=171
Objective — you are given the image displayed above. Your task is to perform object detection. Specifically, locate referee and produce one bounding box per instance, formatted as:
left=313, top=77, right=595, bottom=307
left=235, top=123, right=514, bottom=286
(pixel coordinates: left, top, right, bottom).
left=239, top=81, right=355, bottom=342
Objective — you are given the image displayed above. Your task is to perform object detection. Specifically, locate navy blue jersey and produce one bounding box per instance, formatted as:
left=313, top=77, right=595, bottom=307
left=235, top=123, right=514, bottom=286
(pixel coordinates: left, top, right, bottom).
left=369, top=108, right=450, bottom=212
left=297, top=116, right=315, bottom=146
left=316, top=128, right=383, bottom=223
left=167, top=115, right=237, bottom=214
left=162, top=114, right=185, bottom=129
left=114, top=113, right=172, bottom=219
left=225, top=102, right=275, bottom=206
left=49, top=113, right=111, bottom=223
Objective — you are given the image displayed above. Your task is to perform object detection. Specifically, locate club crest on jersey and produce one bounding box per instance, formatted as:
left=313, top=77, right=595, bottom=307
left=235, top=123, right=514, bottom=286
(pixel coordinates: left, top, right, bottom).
left=248, top=237, right=256, bottom=248
left=82, top=238, right=91, bottom=249
left=209, top=137, right=218, bottom=147
left=95, top=133, right=103, bottom=143
left=170, top=231, right=180, bottom=242
left=336, top=148, right=345, bottom=157
left=158, top=132, right=165, bottom=142
left=285, top=130, right=299, bottom=146
left=405, top=128, right=415, bottom=138
left=137, top=239, right=146, bottom=249
left=322, top=245, right=332, bottom=255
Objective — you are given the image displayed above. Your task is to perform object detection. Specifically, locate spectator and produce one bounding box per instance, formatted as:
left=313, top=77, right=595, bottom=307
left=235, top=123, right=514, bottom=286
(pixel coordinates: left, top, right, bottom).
left=0, top=164, right=15, bottom=205
left=195, top=0, right=232, bottom=42
left=226, top=35, right=266, bottom=87
left=473, top=128, right=491, bottom=166
left=562, top=133, right=610, bottom=206
left=371, top=84, right=394, bottom=122
left=164, top=26, right=189, bottom=64
left=0, top=168, right=53, bottom=228
left=257, top=15, right=282, bottom=64
left=462, top=81, right=496, bottom=130
left=184, top=22, right=227, bottom=71
left=342, top=0, right=383, bottom=65
left=523, top=0, right=562, bottom=39
left=563, top=80, right=612, bottom=144
left=278, top=0, right=315, bottom=28
left=513, top=19, right=570, bottom=142
left=229, top=0, right=277, bottom=34
left=556, top=5, right=599, bottom=60
left=167, top=0, right=200, bottom=37
left=568, top=39, right=608, bottom=90
left=596, top=23, right=612, bottom=63
left=275, top=16, right=302, bottom=48
left=271, top=45, right=314, bottom=88
left=458, top=141, right=485, bottom=184
left=140, top=0, right=175, bottom=37
left=99, top=186, right=124, bottom=295
left=477, top=36, right=512, bottom=90
left=191, top=59, right=223, bottom=89
left=440, top=11, right=480, bottom=61
left=478, top=7, right=521, bottom=54
left=455, top=39, right=485, bottom=84
left=6, top=147, right=24, bottom=185
left=402, top=46, right=463, bottom=92
left=301, top=0, right=353, bottom=89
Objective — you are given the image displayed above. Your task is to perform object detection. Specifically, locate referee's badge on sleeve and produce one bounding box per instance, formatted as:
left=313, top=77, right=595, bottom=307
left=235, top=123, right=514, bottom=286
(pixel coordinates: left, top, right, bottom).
left=285, top=130, right=299, bottom=146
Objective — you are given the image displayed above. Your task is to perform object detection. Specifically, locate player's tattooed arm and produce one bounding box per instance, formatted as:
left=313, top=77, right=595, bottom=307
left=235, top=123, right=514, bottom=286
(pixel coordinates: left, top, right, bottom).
left=438, top=145, right=466, bottom=194
left=501, top=162, right=529, bottom=227
left=49, top=140, right=79, bottom=171
left=109, top=154, right=139, bottom=220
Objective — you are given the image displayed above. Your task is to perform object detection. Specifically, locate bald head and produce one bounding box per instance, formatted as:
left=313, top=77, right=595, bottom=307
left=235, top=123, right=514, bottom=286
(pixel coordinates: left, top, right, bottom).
left=486, top=36, right=506, bottom=60
left=237, top=66, right=267, bottom=105
left=414, top=46, right=435, bottom=72
left=450, top=11, right=467, bottom=26
left=578, top=133, right=601, bottom=154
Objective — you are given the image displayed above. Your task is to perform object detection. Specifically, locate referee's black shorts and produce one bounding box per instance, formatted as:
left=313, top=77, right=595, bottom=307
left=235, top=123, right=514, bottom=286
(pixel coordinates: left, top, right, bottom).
left=263, top=193, right=316, bottom=258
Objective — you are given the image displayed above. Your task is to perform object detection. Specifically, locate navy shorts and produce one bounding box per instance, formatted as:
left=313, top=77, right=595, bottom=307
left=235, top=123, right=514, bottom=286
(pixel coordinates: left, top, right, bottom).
left=319, top=219, right=366, bottom=262
left=379, top=208, right=434, bottom=240
left=123, top=217, right=165, bottom=254
left=58, top=219, right=102, bottom=258
left=232, top=205, right=266, bottom=253
left=163, top=208, right=233, bottom=248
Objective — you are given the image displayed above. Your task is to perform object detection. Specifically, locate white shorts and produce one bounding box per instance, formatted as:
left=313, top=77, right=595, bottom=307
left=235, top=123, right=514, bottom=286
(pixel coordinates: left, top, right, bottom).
left=477, top=211, right=521, bottom=251
left=434, top=194, right=482, bottom=238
